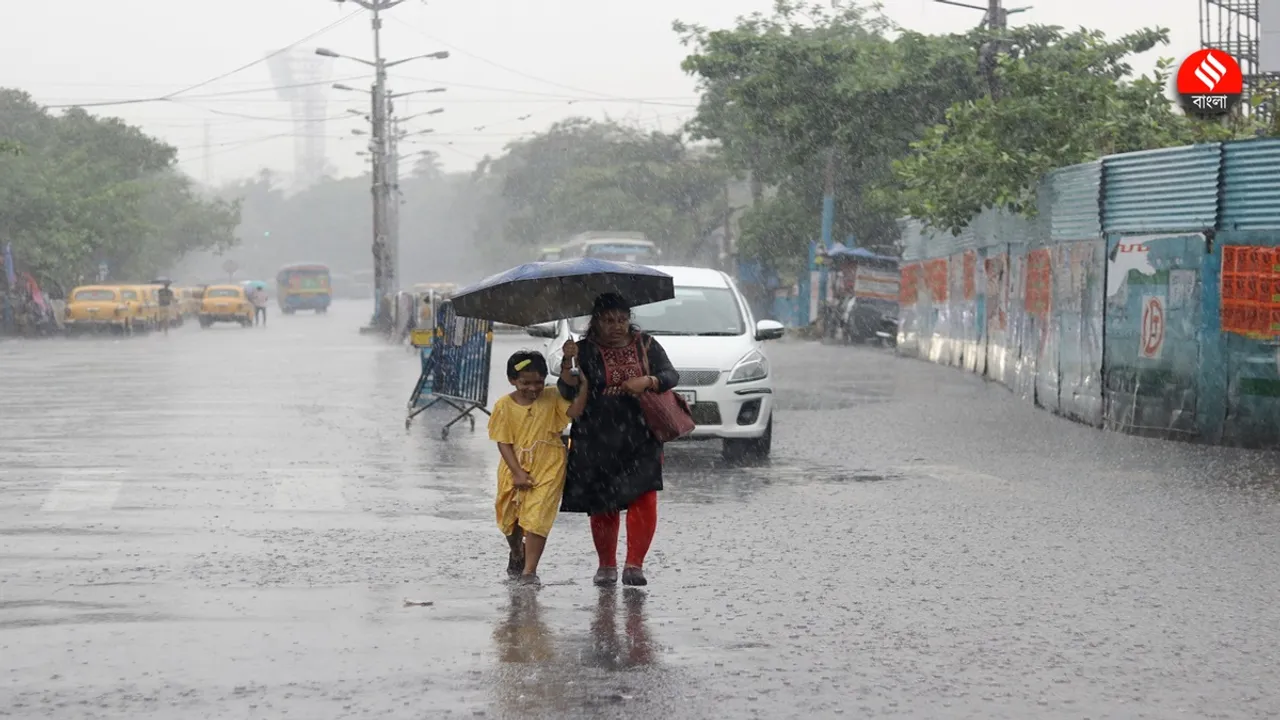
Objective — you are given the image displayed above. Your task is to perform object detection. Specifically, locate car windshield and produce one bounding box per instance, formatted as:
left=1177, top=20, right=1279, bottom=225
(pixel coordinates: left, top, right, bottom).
left=73, top=289, right=117, bottom=302
left=570, top=286, right=745, bottom=336
left=207, top=288, right=240, bottom=298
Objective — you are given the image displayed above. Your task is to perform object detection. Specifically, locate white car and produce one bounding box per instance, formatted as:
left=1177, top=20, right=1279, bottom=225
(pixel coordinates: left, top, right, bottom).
left=527, top=265, right=785, bottom=461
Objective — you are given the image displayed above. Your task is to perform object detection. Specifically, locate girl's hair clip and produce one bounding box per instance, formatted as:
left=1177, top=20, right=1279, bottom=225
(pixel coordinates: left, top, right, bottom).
left=514, top=359, right=532, bottom=371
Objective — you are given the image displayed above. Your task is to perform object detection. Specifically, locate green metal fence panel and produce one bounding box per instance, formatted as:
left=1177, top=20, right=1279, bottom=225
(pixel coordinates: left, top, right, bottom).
left=1221, top=139, right=1280, bottom=231
left=1045, top=162, right=1102, bottom=242
left=1102, top=144, right=1221, bottom=234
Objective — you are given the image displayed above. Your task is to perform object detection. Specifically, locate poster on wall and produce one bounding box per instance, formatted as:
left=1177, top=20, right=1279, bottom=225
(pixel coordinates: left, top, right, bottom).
left=1139, top=295, right=1166, bottom=359
left=1169, top=269, right=1195, bottom=309
left=985, top=254, right=1008, bottom=331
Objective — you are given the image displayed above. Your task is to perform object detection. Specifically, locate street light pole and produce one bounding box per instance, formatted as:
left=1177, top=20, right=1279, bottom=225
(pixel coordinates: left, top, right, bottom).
left=386, top=101, right=401, bottom=297
left=332, top=0, right=403, bottom=331
left=326, top=1, right=445, bottom=333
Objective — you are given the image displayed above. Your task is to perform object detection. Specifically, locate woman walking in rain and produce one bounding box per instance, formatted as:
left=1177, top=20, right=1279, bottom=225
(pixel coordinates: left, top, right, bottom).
left=558, top=292, right=680, bottom=586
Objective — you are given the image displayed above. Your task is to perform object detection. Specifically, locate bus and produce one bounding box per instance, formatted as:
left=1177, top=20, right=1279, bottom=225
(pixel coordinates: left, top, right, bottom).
left=561, top=232, right=661, bottom=264
left=276, top=263, right=332, bottom=314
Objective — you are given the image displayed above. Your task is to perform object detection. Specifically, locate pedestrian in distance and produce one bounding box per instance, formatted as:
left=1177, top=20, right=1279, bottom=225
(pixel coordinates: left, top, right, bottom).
left=557, top=292, right=679, bottom=587
left=157, top=281, right=175, bottom=336
left=488, top=350, right=587, bottom=586
left=251, top=286, right=268, bottom=327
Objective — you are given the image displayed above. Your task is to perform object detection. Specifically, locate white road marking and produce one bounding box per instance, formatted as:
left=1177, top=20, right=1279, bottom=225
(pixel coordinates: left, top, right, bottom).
left=41, top=480, right=123, bottom=512
left=271, top=472, right=346, bottom=511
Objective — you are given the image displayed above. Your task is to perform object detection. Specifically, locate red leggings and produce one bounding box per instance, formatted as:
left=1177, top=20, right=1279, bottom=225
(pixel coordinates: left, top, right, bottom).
left=589, top=491, right=658, bottom=568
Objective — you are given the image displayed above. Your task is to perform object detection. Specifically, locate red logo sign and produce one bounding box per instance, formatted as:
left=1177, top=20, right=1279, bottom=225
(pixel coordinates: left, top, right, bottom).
left=1140, top=296, right=1165, bottom=359
left=1176, top=49, right=1243, bottom=116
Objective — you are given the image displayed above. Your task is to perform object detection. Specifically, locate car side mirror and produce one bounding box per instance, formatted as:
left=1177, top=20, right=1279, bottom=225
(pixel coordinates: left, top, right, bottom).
left=526, top=322, right=557, bottom=339
left=754, top=319, right=785, bottom=341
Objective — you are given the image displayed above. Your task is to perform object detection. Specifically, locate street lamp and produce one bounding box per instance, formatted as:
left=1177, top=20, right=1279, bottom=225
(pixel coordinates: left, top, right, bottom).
left=386, top=51, right=450, bottom=68
left=398, top=108, right=445, bottom=124
left=316, top=47, right=376, bottom=67
left=389, top=87, right=447, bottom=100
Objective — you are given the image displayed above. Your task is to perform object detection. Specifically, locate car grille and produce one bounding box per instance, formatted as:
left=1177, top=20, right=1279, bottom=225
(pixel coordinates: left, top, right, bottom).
left=690, top=402, right=722, bottom=426
left=677, top=369, right=722, bottom=387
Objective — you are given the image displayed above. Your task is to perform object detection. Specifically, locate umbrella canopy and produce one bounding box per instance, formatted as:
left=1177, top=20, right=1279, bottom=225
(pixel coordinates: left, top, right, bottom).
left=450, top=257, right=674, bottom=326
left=151, top=277, right=172, bottom=285
left=241, top=280, right=267, bottom=291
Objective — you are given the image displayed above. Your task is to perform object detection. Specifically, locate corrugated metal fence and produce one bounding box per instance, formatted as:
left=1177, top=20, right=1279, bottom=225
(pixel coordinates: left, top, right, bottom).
left=898, top=137, right=1280, bottom=447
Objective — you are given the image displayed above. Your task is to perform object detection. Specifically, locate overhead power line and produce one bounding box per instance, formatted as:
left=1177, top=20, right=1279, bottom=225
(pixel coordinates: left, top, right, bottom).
left=43, top=10, right=362, bottom=109
left=387, top=16, right=634, bottom=101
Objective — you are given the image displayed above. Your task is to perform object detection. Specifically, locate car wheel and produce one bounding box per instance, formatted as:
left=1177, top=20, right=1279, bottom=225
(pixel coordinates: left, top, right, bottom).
left=722, top=414, right=772, bottom=464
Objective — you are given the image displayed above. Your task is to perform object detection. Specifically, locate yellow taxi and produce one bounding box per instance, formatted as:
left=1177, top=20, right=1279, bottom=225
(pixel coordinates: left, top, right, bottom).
left=199, top=284, right=254, bottom=328
left=115, top=286, right=152, bottom=332
left=126, top=285, right=161, bottom=330
left=65, top=285, right=131, bottom=334
left=178, top=287, right=201, bottom=319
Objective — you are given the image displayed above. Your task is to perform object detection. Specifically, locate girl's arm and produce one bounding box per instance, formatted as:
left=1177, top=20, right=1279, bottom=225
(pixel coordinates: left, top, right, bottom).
left=567, top=371, right=590, bottom=420
left=497, top=442, right=532, bottom=488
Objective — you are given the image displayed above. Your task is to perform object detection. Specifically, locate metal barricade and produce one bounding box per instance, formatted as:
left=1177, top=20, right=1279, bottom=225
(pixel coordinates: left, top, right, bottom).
left=404, top=299, right=494, bottom=438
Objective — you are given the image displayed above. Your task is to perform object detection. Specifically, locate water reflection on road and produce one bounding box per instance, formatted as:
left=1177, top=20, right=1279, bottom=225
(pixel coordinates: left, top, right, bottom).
left=2, top=300, right=1280, bottom=718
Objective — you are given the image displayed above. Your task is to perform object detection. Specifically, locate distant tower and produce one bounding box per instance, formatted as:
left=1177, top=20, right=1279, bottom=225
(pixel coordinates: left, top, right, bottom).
left=202, top=120, right=213, bottom=186
left=267, top=49, right=334, bottom=188
left=1200, top=0, right=1280, bottom=120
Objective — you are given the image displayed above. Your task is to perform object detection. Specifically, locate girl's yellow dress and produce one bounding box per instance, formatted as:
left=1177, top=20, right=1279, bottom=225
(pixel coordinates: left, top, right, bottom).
left=487, top=387, right=572, bottom=538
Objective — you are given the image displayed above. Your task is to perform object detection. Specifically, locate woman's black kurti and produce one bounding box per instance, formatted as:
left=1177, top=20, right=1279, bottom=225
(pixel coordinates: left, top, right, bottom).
left=558, top=333, right=680, bottom=515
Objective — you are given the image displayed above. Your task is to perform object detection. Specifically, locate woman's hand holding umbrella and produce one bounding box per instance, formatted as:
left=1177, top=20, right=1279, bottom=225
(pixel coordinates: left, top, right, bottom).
left=561, top=338, right=580, bottom=378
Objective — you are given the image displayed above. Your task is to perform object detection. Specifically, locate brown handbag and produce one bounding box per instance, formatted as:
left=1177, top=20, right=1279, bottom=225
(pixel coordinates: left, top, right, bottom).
left=637, top=336, right=695, bottom=443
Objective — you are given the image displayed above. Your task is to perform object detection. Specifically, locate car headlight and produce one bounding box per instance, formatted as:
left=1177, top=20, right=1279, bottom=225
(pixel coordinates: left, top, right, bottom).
left=727, top=349, right=768, bottom=384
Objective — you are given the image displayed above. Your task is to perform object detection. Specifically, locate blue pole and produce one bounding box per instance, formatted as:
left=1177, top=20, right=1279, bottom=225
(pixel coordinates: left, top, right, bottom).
left=817, top=149, right=836, bottom=328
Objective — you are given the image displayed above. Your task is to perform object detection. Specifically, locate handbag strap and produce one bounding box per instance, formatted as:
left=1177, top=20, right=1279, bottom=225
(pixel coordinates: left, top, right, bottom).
left=638, top=334, right=651, bottom=376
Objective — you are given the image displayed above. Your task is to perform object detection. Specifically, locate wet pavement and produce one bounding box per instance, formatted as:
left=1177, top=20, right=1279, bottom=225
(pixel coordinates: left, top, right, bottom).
left=3, top=300, right=1280, bottom=719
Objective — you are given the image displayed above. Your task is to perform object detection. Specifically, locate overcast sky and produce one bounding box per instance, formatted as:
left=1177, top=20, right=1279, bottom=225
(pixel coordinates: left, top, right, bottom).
left=1, top=0, right=1198, bottom=186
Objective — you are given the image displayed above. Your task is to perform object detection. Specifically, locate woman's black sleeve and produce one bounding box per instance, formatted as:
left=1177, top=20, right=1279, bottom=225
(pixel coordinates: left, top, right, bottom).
left=645, top=337, right=681, bottom=392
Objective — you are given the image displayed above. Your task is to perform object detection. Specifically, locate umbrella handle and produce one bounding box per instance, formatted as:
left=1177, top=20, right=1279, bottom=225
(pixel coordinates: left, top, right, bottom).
left=570, top=357, right=580, bottom=377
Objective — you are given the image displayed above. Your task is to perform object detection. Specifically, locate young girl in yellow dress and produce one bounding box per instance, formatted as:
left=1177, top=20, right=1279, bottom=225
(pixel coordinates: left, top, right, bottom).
left=488, top=349, right=586, bottom=586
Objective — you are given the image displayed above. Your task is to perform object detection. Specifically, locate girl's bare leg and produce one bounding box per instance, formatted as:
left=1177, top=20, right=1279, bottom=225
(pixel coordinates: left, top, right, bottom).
left=506, top=525, right=524, bottom=579
left=521, top=533, right=547, bottom=578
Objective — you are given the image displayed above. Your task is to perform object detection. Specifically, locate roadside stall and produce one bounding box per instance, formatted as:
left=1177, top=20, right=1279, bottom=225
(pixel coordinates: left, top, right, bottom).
left=823, top=243, right=901, bottom=344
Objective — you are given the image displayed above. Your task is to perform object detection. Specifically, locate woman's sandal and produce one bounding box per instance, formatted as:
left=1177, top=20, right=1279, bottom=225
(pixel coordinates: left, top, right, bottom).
left=622, top=566, right=647, bottom=586
left=593, top=566, right=618, bottom=586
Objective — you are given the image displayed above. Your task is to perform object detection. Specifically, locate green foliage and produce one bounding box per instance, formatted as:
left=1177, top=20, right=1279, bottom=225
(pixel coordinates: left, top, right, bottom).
left=473, top=118, right=731, bottom=261
left=0, top=89, right=239, bottom=286
left=892, top=26, right=1249, bottom=233
left=676, top=0, right=981, bottom=263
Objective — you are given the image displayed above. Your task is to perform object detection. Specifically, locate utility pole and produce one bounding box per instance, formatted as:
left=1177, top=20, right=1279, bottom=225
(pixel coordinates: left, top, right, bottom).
left=324, top=1, right=446, bottom=333
left=386, top=106, right=401, bottom=297
left=933, top=0, right=1029, bottom=99
left=331, top=0, right=402, bottom=332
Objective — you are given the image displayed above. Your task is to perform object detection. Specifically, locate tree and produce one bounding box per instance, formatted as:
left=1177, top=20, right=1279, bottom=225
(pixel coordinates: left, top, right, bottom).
left=676, top=0, right=983, bottom=263
left=0, top=89, right=240, bottom=285
left=473, top=118, right=731, bottom=261
left=893, top=26, right=1254, bottom=233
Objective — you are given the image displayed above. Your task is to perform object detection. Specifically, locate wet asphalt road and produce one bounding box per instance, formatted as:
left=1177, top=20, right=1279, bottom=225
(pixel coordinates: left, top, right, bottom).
left=3, top=300, right=1280, bottom=719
